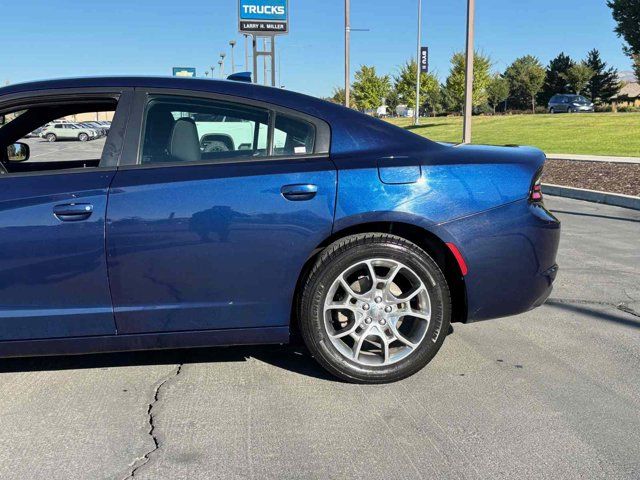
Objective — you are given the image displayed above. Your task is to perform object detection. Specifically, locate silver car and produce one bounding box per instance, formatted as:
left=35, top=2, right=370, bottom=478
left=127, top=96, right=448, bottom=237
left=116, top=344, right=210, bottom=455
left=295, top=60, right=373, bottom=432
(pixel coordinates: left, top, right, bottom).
left=548, top=94, right=594, bottom=113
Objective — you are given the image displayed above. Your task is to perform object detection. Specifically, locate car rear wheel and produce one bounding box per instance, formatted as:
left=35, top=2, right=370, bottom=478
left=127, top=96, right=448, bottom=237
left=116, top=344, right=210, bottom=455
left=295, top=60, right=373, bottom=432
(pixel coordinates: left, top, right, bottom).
left=78, top=133, right=89, bottom=142
left=46, top=133, right=57, bottom=142
left=299, top=233, right=451, bottom=383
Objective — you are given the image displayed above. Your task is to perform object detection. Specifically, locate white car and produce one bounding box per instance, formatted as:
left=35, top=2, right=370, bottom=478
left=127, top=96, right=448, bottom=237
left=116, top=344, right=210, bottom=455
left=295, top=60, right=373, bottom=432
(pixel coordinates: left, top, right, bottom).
left=40, top=123, right=98, bottom=142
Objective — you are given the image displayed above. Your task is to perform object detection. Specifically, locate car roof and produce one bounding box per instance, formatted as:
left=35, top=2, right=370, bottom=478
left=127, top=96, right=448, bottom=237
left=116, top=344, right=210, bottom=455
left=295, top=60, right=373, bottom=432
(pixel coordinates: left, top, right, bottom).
left=0, top=76, right=442, bottom=156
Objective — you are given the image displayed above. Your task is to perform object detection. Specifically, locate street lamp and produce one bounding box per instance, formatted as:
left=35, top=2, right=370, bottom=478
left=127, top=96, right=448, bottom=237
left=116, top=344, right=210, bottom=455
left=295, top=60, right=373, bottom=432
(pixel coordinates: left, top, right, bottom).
left=243, top=34, right=250, bottom=71
left=415, top=0, right=422, bottom=126
left=229, top=40, right=237, bottom=73
left=220, top=53, right=226, bottom=78
left=210, top=66, right=215, bottom=77
left=463, top=0, right=476, bottom=144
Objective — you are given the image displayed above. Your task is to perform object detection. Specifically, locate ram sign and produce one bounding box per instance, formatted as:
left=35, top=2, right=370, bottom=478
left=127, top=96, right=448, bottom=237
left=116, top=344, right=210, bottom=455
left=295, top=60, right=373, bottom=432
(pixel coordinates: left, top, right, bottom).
left=239, top=0, right=289, bottom=34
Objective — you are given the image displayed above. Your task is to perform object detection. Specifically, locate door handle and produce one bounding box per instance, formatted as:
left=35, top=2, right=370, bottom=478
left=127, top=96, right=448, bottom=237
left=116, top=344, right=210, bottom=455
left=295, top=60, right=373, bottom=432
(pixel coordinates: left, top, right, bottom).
left=281, top=184, right=318, bottom=201
left=53, top=203, right=94, bottom=222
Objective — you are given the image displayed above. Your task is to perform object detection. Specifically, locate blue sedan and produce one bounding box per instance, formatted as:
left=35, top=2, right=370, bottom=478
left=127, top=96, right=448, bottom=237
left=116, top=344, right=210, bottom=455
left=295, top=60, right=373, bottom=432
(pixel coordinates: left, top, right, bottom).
left=0, top=77, right=560, bottom=383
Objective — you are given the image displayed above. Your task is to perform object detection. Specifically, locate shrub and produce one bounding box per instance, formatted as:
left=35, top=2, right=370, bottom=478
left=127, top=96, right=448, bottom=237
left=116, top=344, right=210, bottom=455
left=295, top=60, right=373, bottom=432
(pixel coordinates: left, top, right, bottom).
left=617, top=105, right=640, bottom=113
left=595, top=105, right=613, bottom=112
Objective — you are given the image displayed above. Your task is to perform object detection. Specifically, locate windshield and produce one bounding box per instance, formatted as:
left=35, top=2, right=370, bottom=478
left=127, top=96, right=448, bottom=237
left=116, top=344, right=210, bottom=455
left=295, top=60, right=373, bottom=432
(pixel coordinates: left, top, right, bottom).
left=569, top=96, right=589, bottom=104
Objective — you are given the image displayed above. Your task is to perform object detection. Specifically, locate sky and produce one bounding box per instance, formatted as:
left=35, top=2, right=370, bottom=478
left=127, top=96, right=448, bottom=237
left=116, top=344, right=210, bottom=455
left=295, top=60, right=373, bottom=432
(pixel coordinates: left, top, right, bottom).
left=0, top=0, right=633, bottom=98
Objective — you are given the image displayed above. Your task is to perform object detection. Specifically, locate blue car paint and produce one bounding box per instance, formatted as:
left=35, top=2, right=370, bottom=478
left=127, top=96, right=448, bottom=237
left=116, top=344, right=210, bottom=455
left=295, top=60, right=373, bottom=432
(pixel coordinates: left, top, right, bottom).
left=0, top=170, right=117, bottom=341
left=107, top=158, right=336, bottom=334
left=0, top=77, right=560, bottom=357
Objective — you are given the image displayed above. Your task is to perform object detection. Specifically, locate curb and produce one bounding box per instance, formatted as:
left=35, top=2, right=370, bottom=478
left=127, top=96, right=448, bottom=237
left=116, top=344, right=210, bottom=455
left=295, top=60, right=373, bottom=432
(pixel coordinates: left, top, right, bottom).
left=543, top=183, right=640, bottom=211
left=546, top=154, right=640, bottom=164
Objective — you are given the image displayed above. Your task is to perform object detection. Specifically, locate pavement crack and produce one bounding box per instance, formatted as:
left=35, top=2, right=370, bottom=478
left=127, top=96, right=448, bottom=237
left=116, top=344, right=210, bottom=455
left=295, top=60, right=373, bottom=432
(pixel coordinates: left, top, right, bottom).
left=617, top=304, right=640, bottom=318
left=123, top=364, right=183, bottom=480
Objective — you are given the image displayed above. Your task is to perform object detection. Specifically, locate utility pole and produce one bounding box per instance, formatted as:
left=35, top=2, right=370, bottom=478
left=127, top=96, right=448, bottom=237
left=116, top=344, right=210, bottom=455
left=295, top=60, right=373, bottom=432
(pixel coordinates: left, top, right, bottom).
left=229, top=40, right=237, bottom=73
left=345, top=0, right=350, bottom=108
left=415, top=0, right=422, bottom=126
left=462, top=0, right=475, bottom=144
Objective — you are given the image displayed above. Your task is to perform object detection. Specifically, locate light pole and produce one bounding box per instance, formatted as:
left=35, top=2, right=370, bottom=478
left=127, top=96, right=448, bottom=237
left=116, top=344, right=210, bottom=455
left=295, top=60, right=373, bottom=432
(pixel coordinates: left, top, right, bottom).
left=211, top=66, right=215, bottom=77
left=218, top=60, right=223, bottom=78
left=462, top=0, right=475, bottom=144
left=415, top=0, right=422, bottom=126
left=229, top=40, right=237, bottom=73
left=220, top=53, right=226, bottom=78
left=345, top=0, right=351, bottom=108
left=244, top=34, right=250, bottom=71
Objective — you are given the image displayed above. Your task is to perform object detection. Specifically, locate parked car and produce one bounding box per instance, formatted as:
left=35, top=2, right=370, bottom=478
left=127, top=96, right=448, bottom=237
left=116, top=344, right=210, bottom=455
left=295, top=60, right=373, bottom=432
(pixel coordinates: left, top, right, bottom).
left=0, top=77, right=560, bottom=383
left=548, top=94, right=595, bottom=113
left=79, top=122, right=106, bottom=137
left=40, top=123, right=98, bottom=142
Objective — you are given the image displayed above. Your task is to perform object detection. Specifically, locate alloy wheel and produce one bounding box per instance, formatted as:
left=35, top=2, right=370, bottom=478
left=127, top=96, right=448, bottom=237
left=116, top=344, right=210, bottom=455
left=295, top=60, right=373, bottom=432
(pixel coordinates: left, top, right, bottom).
left=323, top=258, right=431, bottom=367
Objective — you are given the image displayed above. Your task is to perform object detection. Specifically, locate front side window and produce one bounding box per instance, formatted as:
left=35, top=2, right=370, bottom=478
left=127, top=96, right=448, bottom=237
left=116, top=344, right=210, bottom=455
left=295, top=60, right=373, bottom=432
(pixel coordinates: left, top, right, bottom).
left=141, top=97, right=270, bottom=164
left=0, top=99, right=117, bottom=174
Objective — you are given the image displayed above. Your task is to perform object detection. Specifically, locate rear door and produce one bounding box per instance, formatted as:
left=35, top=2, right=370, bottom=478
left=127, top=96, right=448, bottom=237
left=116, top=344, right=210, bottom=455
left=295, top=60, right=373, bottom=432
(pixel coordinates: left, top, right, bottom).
left=0, top=89, right=131, bottom=341
left=106, top=90, right=335, bottom=334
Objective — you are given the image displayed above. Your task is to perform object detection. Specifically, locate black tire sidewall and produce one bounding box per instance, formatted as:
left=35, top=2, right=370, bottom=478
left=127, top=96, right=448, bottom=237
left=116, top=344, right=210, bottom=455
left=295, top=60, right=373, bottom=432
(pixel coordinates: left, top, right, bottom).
left=301, top=235, right=451, bottom=383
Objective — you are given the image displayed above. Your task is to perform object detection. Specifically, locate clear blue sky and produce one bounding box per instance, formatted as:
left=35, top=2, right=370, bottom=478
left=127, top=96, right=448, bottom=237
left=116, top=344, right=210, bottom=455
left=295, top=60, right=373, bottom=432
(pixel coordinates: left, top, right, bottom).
left=0, top=0, right=633, bottom=97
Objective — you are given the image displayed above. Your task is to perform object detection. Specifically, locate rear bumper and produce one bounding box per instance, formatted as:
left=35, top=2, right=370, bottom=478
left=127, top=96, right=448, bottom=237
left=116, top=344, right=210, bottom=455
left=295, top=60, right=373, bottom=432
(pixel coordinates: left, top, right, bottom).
left=437, top=199, right=561, bottom=322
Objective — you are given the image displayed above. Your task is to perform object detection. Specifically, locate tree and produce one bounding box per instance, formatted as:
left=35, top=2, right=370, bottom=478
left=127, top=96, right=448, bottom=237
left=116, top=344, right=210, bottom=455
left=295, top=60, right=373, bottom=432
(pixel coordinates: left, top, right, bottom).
left=486, top=74, right=510, bottom=113
left=393, top=60, right=440, bottom=115
left=539, top=53, right=575, bottom=106
left=584, top=49, right=621, bottom=103
left=444, top=51, right=492, bottom=112
left=562, top=62, right=596, bottom=95
left=329, top=87, right=355, bottom=108
left=505, top=55, right=546, bottom=113
left=352, top=65, right=391, bottom=111
left=608, top=0, right=640, bottom=80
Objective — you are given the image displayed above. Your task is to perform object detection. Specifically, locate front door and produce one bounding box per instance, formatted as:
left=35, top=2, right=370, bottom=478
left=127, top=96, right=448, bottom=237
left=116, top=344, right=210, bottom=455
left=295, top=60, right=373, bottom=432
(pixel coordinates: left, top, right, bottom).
left=106, top=92, right=336, bottom=334
left=0, top=91, right=129, bottom=340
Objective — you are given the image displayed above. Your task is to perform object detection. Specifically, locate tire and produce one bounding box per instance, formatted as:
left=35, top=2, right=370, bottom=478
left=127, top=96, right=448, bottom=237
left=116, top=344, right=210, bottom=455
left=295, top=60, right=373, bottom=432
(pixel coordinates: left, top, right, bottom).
left=299, top=233, right=451, bottom=384
left=78, top=133, right=89, bottom=142
left=46, top=133, right=57, bottom=142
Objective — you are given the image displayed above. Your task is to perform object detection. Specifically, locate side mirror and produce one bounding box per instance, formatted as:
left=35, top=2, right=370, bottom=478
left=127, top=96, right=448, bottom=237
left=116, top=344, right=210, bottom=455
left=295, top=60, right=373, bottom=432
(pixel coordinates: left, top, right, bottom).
left=7, top=142, right=30, bottom=162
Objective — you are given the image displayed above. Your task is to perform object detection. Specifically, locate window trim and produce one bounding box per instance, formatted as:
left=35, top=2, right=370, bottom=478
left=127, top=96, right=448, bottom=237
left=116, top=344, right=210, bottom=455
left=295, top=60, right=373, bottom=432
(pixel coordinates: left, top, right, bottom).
left=121, top=88, right=330, bottom=169
left=0, top=88, right=133, bottom=177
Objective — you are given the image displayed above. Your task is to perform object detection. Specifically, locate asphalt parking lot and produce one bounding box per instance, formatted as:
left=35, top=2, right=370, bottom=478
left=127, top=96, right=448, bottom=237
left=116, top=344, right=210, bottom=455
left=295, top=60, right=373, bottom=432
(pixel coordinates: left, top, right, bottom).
left=0, top=196, right=638, bottom=480
left=22, top=136, right=106, bottom=162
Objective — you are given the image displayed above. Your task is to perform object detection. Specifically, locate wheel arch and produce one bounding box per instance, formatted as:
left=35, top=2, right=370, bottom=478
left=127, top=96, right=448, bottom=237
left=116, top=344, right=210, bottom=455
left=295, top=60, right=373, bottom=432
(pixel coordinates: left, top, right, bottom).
left=290, top=221, right=468, bottom=338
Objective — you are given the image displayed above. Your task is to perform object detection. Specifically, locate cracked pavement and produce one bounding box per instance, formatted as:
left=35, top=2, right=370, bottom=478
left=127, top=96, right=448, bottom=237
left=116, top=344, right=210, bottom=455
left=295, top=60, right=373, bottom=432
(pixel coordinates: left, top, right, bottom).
left=0, top=196, right=638, bottom=480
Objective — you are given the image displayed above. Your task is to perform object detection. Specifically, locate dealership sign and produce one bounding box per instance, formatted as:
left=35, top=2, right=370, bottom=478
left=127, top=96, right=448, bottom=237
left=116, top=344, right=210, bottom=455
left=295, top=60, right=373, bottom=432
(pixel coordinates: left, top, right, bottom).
left=239, top=0, right=289, bottom=34
left=172, top=67, right=197, bottom=77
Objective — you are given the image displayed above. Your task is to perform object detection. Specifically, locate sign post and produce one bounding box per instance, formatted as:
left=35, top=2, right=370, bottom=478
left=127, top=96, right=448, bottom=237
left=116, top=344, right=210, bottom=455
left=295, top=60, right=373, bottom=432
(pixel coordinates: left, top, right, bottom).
left=238, top=0, right=289, bottom=86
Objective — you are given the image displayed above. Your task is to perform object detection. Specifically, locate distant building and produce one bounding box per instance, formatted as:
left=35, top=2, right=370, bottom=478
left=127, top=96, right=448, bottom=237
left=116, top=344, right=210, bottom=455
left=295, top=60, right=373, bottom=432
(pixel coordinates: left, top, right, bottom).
left=611, top=82, right=640, bottom=110
left=395, top=105, right=414, bottom=118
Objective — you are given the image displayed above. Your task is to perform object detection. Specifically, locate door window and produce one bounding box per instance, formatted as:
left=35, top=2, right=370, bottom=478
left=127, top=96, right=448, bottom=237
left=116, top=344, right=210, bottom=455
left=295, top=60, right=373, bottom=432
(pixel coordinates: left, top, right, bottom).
left=141, top=97, right=271, bottom=164
left=140, top=96, right=319, bottom=165
left=0, top=99, right=117, bottom=174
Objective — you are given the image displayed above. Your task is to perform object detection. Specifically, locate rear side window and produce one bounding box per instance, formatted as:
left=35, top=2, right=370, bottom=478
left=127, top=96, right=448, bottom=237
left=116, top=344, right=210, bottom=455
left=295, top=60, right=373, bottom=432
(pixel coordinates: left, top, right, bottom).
left=140, top=95, right=318, bottom=165
left=273, top=114, right=315, bottom=156
left=141, top=97, right=270, bottom=164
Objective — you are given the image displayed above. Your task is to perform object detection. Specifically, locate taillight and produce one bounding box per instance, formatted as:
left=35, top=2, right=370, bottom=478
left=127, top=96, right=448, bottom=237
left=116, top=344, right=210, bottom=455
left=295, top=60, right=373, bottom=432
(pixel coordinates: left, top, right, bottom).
left=530, top=169, right=543, bottom=203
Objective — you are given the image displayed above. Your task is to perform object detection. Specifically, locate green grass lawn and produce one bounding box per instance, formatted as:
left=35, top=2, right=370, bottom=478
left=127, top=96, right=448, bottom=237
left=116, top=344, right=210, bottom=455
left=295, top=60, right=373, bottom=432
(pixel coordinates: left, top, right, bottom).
left=387, top=113, right=640, bottom=157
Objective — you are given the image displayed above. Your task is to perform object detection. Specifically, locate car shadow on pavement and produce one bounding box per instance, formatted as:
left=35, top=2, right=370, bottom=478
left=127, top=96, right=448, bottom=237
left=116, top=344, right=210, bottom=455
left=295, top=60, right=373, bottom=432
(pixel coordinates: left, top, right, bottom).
left=0, top=344, right=338, bottom=381
left=545, top=299, right=640, bottom=330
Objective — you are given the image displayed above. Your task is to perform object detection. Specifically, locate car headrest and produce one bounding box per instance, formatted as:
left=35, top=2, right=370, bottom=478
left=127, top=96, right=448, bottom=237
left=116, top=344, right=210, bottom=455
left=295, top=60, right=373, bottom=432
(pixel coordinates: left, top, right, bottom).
left=168, top=117, right=201, bottom=163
